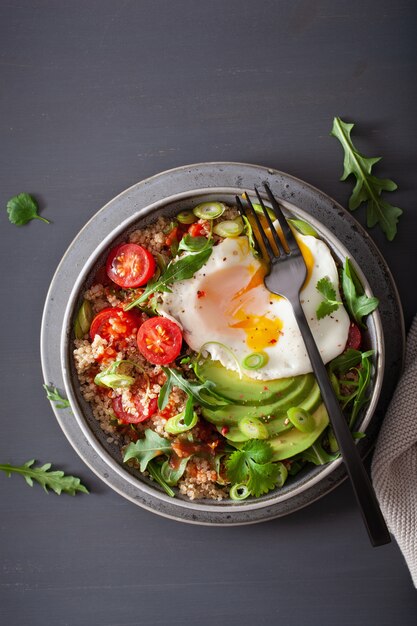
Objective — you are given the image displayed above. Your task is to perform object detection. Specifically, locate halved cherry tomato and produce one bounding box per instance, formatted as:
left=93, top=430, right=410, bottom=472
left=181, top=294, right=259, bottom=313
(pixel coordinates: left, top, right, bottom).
left=106, top=243, right=156, bottom=288
left=188, top=222, right=206, bottom=237
left=136, top=316, right=182, bottom=365
left=89, top=307, right=141, bottom=342
left=112, top=396, right=158, bottom=424
left=345, top=322, right=362, bottom=350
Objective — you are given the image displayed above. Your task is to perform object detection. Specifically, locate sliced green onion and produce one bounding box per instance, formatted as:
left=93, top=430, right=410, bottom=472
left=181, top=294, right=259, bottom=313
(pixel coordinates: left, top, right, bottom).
left=177, top=210, right=197, bottom=224
left=275, top=462, right=288, bottom=487
left=94, top=372, right=135, bottom=389
left=165, top=410, right=198, bottom=434
left=160, top=457, right=190, bottom=485
left=242, top=352, right=269, bottom=370
left=74, top=299, right=93, bottom=339
left=213, top=219, right=244, bottom=238
left=196, top=341, right=242, bottom=379
left=287, top=407, right=315, bottom=433
left=230, top=483, right=250, bottom=501
left=287, top=218, right=318, bottom=237
left=251, top=201, right=275, bottom=221
left=193, top=202, right=226, bottom=220
left=238, top=416, right=269, bottom=440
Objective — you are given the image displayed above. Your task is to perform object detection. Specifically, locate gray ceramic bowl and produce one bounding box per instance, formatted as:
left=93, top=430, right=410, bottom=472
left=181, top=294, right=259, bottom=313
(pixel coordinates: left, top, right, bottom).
left=41, top=162, right=404, bottom=525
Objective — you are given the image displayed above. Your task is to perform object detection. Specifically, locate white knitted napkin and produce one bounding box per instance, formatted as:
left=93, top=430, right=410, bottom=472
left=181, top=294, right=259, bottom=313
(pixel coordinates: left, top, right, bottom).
left=372, top=316, right=417, bottom=587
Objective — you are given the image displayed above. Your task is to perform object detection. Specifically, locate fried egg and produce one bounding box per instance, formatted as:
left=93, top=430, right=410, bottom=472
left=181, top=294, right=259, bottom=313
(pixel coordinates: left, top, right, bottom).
left=158, top=233, right=350, bottom=380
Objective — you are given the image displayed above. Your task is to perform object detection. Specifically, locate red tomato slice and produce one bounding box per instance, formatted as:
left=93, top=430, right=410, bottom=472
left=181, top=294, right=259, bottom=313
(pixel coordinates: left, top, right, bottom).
left=136, top=317, right=182, bottom=365
left=188, top=222, right=207, bottom=237
left=345, top=322, right=362, bottom=350
left=89, top=307, right=141, bottom=341
left=106, top=243, right=156, bottom=288
left=112, top=395, right=158, bottom=424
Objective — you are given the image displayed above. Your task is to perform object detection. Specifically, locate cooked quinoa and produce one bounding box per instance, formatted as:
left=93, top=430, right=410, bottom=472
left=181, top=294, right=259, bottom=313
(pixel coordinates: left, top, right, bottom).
left=73, top=213, right=235, bottom=500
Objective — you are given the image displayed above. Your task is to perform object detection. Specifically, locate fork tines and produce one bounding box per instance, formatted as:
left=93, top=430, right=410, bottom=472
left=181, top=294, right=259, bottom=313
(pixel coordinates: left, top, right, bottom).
left=236, top=183, right=301, bottom=261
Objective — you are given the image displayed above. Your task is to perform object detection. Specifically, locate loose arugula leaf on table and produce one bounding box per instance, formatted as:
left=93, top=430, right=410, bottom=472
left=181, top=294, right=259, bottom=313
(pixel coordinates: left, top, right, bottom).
left=125, top=243, right=214, bottom=310
left=43, top=384, right=70, bottom=409
left=158, top=367, right=230, bottom=415
left=341, top=258, right=379, bottom=327
left=123, top=429, right=172, bottom=472
left=0, top=460, right=88, bottom=495
left=331, top=117, right=402, bottom=240
left=7, top=193, right=50, bottom=226
left=316, top=276, right=342, bottom=319
left=225, top=440, right=280, bottom=497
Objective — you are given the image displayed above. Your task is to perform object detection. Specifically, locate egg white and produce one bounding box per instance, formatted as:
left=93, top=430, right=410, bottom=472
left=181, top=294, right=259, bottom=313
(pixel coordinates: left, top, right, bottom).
left=158, top=234, right=350, bottom=380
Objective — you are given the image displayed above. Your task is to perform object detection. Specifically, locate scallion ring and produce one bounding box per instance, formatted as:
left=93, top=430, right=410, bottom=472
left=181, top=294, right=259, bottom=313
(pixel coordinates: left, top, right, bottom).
left=165, top=410, right=198, bottom=434
left=177, top=210, right=197, bottom=224
left=193, top=202, right=226, bottom=220
left=242, top=352, right=269, bottom=370
left=238, top=416, right=269, bottom=440
left=230, top=483, right=250, bottom=501
left=196, top=341, right=242, bottom=379
left=213, top=219, right=244, bottom=238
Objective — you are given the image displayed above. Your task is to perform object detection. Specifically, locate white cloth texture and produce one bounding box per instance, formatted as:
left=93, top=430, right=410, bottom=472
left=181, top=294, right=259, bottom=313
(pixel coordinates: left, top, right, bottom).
left=372, top=315, right=417, bottom=587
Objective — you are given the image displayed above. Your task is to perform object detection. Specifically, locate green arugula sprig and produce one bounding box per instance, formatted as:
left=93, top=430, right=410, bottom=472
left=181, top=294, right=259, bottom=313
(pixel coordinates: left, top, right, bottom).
left=125, top=243, right=213, bottom=310
left=341, top=258, right=379, bottom=327
left=7, top=193, right=50, bottom=226
left=123, top=429, right=172, bottom=471
left=316, top=276, right=342, bottom=319
left=43, top=384, right=70, bottom=409
left=331, top=117, right=402, bottom=240
left=0, top=460, right=88, bottom=495
left=158, top=367, right=230, bottom=426
left=225, top=440, right=281, bottom=497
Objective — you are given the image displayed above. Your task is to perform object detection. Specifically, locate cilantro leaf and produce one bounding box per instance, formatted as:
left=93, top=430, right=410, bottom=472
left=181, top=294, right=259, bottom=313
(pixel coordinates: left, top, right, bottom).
left=125, top=243, right=213, bottom=310
left=341, top=258, right=379, bottom=327
left=225, top=440, right=280, bottom=497
left=316, top=276, right=342, bottom=319
left=331, top=117, right=402, bottom=240
left=7, top=193, right=50, bottom=226
left=0, top=460, right=88, bottom=495
left=43, top=384, right=70, bottom=409
left=123, top=429, right=172, bottom=472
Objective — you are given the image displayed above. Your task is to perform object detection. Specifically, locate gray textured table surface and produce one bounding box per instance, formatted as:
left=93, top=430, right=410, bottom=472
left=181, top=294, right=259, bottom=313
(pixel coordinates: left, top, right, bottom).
left=1, top=1, right=416, bottom=625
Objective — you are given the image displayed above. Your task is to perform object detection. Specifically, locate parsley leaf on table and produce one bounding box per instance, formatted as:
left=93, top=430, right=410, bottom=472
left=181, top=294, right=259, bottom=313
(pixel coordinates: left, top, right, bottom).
left=0, top=460, right=88, bottom=495
left=341, top=258, right=379, bottom=327
left=7, top=193, right=50, bottom=226
left=123, top=429, right=172, bottom=472
left=331, top=117, right=402, bottom=240
left=226, top=440, right=280, bottom=497
left=315, top=276, right=342, bottom=319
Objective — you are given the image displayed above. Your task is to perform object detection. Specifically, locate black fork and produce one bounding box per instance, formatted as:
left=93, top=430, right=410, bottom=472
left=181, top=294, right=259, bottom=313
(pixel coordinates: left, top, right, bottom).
left=236, top=183, right=390, bottom=547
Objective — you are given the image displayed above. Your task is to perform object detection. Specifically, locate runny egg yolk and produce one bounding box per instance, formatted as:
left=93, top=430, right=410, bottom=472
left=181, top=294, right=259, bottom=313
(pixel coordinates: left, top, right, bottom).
left=229, top=310, right=283, bottom=351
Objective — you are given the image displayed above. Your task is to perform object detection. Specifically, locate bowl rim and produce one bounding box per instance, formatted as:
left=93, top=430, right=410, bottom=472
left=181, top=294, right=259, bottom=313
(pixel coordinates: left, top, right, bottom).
left=41, top=161, right=405, bottom=524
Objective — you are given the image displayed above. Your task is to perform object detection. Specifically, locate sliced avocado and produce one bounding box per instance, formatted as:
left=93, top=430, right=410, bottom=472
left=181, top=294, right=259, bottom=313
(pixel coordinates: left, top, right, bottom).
left=195, top=358, right=296, bottom=405
left=269, top=404, right=329, bottom=461
left=202, top=374, right=315, bottom=427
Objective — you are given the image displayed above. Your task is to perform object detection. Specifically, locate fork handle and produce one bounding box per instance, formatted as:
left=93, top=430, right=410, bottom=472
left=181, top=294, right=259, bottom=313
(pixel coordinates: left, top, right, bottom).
left=291, top=298, right=391, bottom=547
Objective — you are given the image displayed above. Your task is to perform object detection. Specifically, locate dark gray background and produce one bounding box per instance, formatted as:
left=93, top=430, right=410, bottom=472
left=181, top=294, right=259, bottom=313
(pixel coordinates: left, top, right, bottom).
left=1, top=1, right=416, bottom=624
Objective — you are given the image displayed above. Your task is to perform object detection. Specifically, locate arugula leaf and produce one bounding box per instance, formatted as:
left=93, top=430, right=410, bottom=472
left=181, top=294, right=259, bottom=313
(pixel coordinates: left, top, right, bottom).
left=0, top=460, right=88, bottom=495
left=328, top=349, right=363, bottom=374
left=316, top=276, right=342, bottom=319
left=123, top=429, right=172, bottom=472
left=147, top=460, right=175, bottom=497
left=242, top=214, right=259, bottom=257
left=160, top=457, right=190, bottom=486
left=225, top=440, right=280, bottom=497
left=342, top=258, right=379, bottom=327
left=350, top=351, right=374, bottom=427
left=43, top=384, right=70, bottom=409
left=300, top=441, right=340, bottom=465
left=178, top=234, right=211, bottom=253
left=158, top=367, right=230, bottom=413
left=125, top=243, right=213, bottom=310
left=7, top=193, right=50, bottom=226
left=331, top=117, right=402, bottom=240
